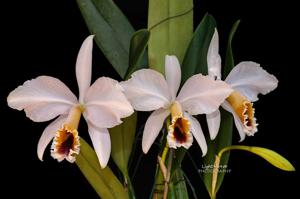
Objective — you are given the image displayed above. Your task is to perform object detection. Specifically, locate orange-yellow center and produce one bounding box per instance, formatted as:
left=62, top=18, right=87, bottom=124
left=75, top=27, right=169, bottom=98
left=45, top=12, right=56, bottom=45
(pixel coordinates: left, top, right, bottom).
left=51, top=106, right=82, bottom=163
left=226, top=91, right=257, bottom=134
left=172, top=117, right=190, bottom=143
left=167, top=101, right=192, bottom=149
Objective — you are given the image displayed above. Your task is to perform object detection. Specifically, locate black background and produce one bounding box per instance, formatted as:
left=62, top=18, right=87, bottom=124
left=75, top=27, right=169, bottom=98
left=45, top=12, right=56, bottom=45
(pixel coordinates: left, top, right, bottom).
left=1, top=0, right=299, bottom=198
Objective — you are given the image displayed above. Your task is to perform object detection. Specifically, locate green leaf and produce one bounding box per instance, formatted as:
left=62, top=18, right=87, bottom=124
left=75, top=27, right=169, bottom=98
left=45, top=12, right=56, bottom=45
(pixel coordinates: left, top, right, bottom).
left=110, top=113, right=137, bottom=199
left=168, top=168, right=189, bottom=199
left=210, top=146, right=295, bottom=199
left=181, top=14, right=217, bottom=83
left=110, top=112, right=137, bottom=175
left=125, top=29, right=150, bottom=79
left=172, top=148, right=187, bottom=174
left=77, top=0, right=135, bottom=78
left=76, top=138, right=129, bottom=199
left=202, top=20, right=240, bottom=197
left=148, top=0, right=193, bottom=74
left=224, top=20, right=240, bottom=77
left=219, top=146, right=296, bottom=171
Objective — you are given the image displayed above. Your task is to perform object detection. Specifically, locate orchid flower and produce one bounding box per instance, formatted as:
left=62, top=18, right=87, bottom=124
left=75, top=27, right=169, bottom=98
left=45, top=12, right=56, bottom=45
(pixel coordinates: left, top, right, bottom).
left=7, top=35, right=133, bottom=168
left=120, top=55, right=232, bottom=155
left=206, top=29, right=278, bottom=141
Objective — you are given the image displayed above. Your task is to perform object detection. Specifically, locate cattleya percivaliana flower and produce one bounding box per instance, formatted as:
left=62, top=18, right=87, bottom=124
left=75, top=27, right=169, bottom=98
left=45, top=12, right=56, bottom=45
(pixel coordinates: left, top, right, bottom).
left=206, top=29, right=278, bottom=141
left=7, top=35, right=133, bottom=168
left=120, top=55, right=233, bottom=155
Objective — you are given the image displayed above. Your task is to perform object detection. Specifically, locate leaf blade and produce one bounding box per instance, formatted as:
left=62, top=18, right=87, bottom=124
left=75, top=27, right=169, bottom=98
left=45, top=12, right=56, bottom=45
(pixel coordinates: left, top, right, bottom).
left=224, top=20, right=240, bottom=77
left=249, top=147, right=295, bottom=171
left=110, top=112, right=137, bottom=174
left=169, top=168, right=189, bottom=199
left=77, top=0, right=135, bottom=78
left=125, top=29, right=150, bottom=79
left=220, top=146, right=295, bottom=171
left=211, top=145, right=295, bottom=199
left=76, top=138, right=129, bottom=199
left=148, top=0, right=193, bottom=74
left=181, top=13, right=217, bottom=83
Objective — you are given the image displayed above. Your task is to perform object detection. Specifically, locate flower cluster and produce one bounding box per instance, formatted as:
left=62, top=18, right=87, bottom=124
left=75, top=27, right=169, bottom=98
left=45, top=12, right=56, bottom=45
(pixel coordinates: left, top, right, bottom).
left=7, top=0, right=296, bottom=197
left=7, top=31, right=278, bottom=168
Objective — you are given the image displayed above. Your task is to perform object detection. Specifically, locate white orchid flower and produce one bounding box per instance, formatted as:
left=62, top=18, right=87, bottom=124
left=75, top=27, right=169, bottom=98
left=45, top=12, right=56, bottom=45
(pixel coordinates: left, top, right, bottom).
left=206, top=29, right=278, bottom=141
left=7, top=35, right=133, bottom=168
left=120, top=55, right=232, bottom=155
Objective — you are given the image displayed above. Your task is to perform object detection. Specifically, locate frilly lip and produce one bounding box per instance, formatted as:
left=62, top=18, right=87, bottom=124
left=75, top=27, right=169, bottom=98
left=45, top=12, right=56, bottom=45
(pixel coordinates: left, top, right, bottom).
left=50, top=125, right=80, bottom=163
left=226, top=91, right=258, bottom=136
left=241, top=101, right=258, bottom=136
left=167, top=116, right=193, bottom=149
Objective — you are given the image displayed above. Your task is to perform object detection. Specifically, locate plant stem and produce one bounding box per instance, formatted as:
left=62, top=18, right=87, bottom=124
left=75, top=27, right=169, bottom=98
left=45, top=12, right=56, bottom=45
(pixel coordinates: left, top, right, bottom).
left=218, top=145, right=252, bottom=157
left=163, top=148, right=174, bottom=199
left=211, top=145, right=250, bottom=199
left=211, top=155, right=220, bottom=199
left=161, top=143, right=169, bottom=163
left=124, top=172, right=136, bottom=199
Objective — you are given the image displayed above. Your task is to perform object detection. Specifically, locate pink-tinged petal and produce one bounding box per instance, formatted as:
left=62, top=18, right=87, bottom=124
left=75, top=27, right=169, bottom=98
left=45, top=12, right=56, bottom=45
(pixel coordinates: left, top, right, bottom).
left=84, top=77, right=134, bottom=128
left=37, top=115, right=67, bottom=161
left=185, top=113, right=207, bottom=156
left=76, top=35, right=94, bottom=103
left=87, top=123, right=111, bottom=168
left=7, top=76, right=77, bottom=122
left=142, top=108, right=170, bottom=153
left=177, top=74, right=233, bottom=115
left=24, top=103, right=71, bottom=122
left=84, top=105, right=122, bottom=128
left=165, top=55, right=181, bottom=100
left=206, top=110, right=221, bottom=140
left=207, top=29, right=222, bottom=79
left=222, top=101, right=246, bottom=141
left=120, top=69, right=172, bottom=111
left=225, top=61, right=278, bottom=102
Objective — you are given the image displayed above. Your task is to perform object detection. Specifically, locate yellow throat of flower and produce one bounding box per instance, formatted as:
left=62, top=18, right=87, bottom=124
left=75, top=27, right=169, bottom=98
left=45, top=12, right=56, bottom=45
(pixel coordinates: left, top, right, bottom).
left=167, top=101, right=193, bottom=149
left=226, top=91, right=257, bottom=135
left=51, top=106, right=82, bottom=163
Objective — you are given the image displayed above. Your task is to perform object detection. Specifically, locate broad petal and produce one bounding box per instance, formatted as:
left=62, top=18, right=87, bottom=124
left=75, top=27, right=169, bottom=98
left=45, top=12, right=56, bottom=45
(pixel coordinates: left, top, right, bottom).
left=87, top=123, right=111, bottom=168
left=7, top=76, right=77, bottom=122
left=76, top=35, right=94, bottom=103
left=24, top=103, right=72, bottom=122
left=177, top=74, right=233, bottom=115
left=84, top=104, right=122, bottom=128
left=37, top=115, right=67, bottom=161
left=84, top=77, right=134, bottom=128
left=185, top=113, right=207, bottom=156
left=120, top=69, right=172, bottom=111
left=142, top=108, right=170, bottom=153
left=222, top=101, right=246, bottom=141
left=165, top=55, right=181, bottom=100
left=225, top=61, right=278, bottom=102
left=206, top=110, right=221, bottom=140
left=207, top=29, right=222, bottom=79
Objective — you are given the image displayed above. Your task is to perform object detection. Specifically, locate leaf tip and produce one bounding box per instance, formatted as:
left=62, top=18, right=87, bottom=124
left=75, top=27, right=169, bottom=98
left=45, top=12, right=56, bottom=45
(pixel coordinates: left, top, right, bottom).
left=283, top=162, right=296, bottom=172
